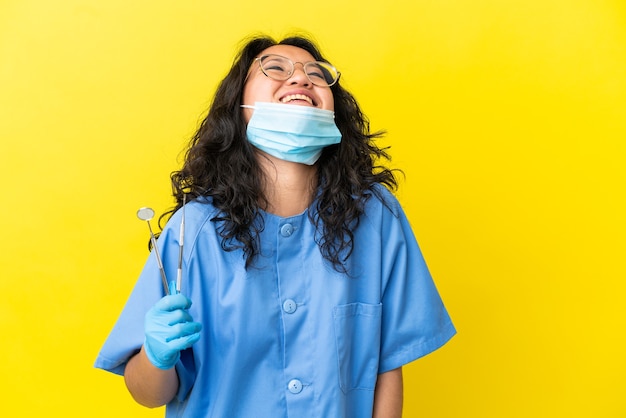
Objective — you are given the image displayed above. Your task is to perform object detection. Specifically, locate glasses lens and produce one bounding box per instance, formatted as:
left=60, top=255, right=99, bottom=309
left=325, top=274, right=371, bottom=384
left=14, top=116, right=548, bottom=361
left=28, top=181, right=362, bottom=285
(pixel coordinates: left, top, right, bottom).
left=259, top=55, right=292, bottom=80
left=304, top=62, right=339, bottom=86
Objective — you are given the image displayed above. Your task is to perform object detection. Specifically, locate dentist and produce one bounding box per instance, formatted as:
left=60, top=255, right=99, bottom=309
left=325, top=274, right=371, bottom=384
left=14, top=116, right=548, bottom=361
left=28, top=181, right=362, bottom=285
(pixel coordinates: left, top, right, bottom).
left=95, top=34, right=455, bottom=418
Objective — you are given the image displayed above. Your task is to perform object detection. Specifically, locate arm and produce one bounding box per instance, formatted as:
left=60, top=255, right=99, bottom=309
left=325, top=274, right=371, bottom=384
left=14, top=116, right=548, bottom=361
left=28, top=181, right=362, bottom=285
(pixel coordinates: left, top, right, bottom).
left=372, top=367, right=403, bottom=418
left=124, top=347, right=179, bottom=408
left=123, top=289, right=202, bottom=408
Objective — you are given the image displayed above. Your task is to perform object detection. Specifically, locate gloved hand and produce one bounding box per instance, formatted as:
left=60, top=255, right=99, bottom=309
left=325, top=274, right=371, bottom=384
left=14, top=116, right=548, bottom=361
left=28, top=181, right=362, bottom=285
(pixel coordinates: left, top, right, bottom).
left=144, top=283, right=202, bottom=370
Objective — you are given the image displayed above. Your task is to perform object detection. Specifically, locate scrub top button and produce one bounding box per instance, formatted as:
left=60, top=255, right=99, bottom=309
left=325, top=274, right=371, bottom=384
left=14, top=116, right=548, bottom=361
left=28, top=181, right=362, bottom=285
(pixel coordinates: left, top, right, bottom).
left=280, top=223, right=294, bottom=237
left=288, top=379, right=303, bottom=394
left=283, top=299, right=297, bottom=314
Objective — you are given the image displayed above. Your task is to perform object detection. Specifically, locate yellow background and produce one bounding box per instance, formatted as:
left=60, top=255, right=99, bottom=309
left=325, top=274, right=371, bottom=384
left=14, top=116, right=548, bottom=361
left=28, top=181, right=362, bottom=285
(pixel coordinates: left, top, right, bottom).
left=1, top=0, right=624, bottom=416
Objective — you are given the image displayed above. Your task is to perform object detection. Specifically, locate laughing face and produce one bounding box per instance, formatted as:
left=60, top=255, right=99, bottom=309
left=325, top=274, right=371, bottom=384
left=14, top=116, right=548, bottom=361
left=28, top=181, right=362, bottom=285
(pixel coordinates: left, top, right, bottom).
left=242, top=45, right=335, bottom=123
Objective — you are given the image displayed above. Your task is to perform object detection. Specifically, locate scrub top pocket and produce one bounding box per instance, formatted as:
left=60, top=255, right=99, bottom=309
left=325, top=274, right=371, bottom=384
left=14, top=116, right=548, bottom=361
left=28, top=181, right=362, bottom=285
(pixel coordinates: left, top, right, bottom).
left=333, top=302, right=383, bottom=394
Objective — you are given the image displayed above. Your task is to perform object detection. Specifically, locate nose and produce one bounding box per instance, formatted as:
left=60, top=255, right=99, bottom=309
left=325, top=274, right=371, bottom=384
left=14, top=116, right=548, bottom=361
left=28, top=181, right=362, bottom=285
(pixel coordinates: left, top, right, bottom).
left=287, top=62, right=311, bottom=86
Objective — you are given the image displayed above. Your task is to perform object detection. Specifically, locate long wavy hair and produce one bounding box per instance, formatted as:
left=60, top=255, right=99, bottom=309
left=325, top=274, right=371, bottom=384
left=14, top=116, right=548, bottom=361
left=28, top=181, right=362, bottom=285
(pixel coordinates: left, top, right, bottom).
left=160, top=34, right=399, bottom=272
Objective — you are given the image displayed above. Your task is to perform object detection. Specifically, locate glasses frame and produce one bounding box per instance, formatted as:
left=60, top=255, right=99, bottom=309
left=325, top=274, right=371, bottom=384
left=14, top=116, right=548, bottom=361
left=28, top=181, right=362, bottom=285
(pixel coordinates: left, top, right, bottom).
left=254, top=54, right=341, bottom=87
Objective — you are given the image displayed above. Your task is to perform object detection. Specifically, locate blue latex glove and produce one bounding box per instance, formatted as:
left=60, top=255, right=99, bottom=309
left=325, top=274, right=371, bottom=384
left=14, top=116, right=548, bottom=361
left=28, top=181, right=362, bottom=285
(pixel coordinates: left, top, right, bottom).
left=144, top=283, right=202, bottom=370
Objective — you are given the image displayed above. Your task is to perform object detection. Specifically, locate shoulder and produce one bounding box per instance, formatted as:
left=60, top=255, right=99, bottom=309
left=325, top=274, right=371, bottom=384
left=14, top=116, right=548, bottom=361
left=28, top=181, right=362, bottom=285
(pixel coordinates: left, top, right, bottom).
left=162, top=197, right=221, bottom=239
left=362, top=183, right=402, bottom=219
left=358, top=183, right=422, bottom=248
left=183, top=197, right=221, bottom=222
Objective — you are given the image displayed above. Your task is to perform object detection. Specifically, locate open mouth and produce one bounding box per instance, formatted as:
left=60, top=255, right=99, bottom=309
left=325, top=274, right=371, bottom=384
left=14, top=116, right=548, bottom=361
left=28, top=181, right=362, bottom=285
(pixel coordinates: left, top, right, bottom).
left=280, top=94, right=315, bottom=106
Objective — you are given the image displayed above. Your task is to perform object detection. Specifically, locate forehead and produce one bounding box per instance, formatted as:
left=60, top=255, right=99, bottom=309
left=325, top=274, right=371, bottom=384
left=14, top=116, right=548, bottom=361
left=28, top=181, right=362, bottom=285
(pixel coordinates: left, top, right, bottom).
left=258, top=45, right=317, bottom=62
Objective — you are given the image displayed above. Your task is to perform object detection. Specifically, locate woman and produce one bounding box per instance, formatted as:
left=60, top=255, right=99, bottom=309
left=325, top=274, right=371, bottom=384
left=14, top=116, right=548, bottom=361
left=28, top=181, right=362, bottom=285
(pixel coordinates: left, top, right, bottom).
left=95, top=34, right=455, bottom=418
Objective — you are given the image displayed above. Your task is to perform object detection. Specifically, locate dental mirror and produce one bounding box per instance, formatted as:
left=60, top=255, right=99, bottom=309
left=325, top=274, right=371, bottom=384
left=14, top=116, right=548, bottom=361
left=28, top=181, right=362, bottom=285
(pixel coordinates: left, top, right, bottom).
left=137, top=207, right=155, bottom=221
left=136, top=206, right=170, bottom=295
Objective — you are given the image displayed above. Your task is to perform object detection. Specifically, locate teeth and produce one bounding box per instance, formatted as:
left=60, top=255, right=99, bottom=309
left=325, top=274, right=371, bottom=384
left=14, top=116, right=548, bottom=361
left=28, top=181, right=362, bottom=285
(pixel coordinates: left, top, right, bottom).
left=281, top=94, right=313, bottom=105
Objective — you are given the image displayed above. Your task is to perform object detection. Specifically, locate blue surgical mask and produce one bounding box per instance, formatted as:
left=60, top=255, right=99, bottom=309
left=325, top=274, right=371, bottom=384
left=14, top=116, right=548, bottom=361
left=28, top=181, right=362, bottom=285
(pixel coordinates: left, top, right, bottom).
left=241, top=102, right=342, bottom=165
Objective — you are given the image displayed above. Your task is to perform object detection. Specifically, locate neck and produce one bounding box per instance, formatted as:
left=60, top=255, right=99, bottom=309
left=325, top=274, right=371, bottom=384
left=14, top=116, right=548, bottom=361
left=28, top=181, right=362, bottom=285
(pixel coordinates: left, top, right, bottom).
left=257, top=151, right=318, bottom=217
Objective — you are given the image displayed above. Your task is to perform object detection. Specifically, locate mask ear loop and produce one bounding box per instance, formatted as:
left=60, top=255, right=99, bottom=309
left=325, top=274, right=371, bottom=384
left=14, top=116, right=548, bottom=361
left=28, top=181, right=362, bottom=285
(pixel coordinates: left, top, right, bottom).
left=240, top=104, right=255, bottom=124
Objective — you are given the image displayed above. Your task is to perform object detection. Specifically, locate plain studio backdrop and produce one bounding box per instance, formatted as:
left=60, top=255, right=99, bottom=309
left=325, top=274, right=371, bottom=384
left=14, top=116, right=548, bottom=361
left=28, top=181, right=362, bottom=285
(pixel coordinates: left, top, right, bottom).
left=1, top=0, right=624, bottom=416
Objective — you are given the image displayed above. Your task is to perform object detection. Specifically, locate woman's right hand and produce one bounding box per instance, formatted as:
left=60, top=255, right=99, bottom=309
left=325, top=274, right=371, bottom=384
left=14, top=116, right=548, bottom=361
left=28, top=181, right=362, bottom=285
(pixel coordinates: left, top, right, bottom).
left=143, top=285, right=202, bottom=370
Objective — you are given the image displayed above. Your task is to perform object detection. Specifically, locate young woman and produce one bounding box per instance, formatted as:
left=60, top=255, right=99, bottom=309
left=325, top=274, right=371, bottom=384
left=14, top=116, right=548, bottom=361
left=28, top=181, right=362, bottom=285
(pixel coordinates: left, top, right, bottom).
left=95, top=34, right=455, bottom=418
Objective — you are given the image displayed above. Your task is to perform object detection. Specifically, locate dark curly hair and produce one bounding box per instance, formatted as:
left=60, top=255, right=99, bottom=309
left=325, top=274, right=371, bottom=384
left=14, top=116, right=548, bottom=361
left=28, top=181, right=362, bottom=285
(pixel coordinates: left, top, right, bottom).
left=160, top=34, right=399, bottom=272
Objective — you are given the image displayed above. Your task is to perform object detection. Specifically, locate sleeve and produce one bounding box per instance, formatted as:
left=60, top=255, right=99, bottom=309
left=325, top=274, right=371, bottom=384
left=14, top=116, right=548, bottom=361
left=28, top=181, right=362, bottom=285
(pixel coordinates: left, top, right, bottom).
left=376, top=193, right=456, bottom=373
left=94, top=208, right=198, bottom=401
left=93, top=246, right=166, bottom=376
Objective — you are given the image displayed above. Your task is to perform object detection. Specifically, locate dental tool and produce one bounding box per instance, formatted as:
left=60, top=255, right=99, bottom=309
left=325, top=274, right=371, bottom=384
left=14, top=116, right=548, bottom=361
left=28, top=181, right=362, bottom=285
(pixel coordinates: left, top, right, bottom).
left=176, top=193, right=186, bottom=293
left=137, top=207, right=170, bottom=295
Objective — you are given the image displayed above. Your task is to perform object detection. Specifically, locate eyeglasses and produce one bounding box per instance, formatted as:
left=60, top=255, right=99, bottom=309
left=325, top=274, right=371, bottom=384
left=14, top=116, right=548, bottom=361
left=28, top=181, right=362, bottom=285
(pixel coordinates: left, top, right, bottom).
left=254, top=54, right=341, bottom=87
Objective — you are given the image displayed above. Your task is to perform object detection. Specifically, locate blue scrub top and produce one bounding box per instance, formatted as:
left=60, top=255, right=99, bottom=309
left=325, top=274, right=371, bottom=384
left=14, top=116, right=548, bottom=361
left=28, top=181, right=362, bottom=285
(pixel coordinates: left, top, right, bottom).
left=95, top=186, right=455, bottom=417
